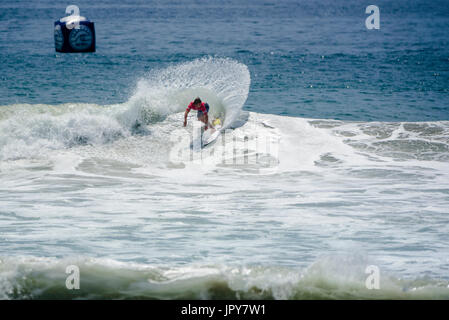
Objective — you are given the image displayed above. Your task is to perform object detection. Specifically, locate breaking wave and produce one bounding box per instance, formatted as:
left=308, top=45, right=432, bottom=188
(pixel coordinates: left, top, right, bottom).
left=0, top=57, right=250, bottom=161
left=1, top=256, right=448, bottom=300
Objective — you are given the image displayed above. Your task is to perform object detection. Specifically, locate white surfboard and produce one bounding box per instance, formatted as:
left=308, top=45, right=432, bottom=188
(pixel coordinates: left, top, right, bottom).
left=203, top=128, right=221, bottom=146
left=202, top=121, right=222, bottom=147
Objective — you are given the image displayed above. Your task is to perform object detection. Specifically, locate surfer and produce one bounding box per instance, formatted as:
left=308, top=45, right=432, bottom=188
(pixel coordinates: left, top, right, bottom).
left=183, top=97, right=210, bottom=130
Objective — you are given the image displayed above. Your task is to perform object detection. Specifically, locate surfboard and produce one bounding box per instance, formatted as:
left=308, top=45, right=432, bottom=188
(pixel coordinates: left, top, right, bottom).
left=203, top=128, right=221, bottom=146
left=202, top=118, right=223, bottom=147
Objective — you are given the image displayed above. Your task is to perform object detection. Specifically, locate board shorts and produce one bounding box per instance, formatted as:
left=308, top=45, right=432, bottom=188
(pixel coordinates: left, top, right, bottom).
left=197, top=103, right=209, bottom=119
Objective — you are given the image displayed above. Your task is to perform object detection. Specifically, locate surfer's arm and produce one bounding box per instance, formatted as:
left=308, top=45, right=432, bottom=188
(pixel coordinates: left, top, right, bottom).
left=183, top=109, right=190, bottom=127
left=204, top=113, right=209, bottom=130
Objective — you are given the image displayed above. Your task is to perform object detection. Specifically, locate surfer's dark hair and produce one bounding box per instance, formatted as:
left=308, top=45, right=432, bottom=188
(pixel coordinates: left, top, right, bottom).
left=193, top=97, right=202, bottom=105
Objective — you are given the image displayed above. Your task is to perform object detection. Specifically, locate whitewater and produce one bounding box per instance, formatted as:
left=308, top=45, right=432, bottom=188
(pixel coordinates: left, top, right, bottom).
left=1, top=58, right=449, bottom=299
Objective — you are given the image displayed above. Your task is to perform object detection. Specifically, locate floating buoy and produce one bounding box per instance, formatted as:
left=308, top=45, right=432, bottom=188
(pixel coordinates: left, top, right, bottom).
left=54, top=15, right=95, bottom=53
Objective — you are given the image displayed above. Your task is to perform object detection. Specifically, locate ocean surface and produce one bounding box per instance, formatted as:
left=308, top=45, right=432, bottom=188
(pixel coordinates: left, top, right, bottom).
left=1, top=0, right=449, bottom=299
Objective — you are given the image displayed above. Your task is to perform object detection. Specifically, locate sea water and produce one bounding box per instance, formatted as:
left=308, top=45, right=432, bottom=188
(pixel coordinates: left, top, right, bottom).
left=0, top=0, right=449, bottom=299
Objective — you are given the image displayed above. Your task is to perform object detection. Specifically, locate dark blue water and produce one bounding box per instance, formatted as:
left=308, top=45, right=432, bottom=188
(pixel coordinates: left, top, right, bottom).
left=1, top=0, right=448, bottom=121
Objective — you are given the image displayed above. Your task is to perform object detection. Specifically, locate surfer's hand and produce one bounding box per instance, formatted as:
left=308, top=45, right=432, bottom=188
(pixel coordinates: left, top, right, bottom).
left=205, top=125, right=208, bottom=131
left=183, top=120, right=187, bottom=127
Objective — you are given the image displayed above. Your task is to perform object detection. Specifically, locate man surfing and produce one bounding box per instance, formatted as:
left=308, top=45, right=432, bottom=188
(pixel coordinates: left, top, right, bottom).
left=183, top=97, right=210, bottom=130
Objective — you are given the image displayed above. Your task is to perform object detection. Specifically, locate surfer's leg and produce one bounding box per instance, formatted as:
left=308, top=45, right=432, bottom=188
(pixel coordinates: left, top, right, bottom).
left=197, top=104, right=210, bottom=125
left=197, top=111, right=206, bottom=124
left=203, top=105, right=210, bottom=126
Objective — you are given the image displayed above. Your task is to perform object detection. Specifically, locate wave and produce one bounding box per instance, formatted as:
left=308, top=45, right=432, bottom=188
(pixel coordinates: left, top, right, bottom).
left=0, top=57, right=250, bottom=161
left=1, top=255, right=448, bottom=300
left=120, top=56, right=250, bottom=130
left=1, top=56, right=448, bottom=171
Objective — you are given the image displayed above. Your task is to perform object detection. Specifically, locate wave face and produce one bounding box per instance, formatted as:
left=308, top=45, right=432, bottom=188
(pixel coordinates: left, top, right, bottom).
left=1, top=256, right=449, bottom=300
left=0, top=58, right=250, bottom=161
